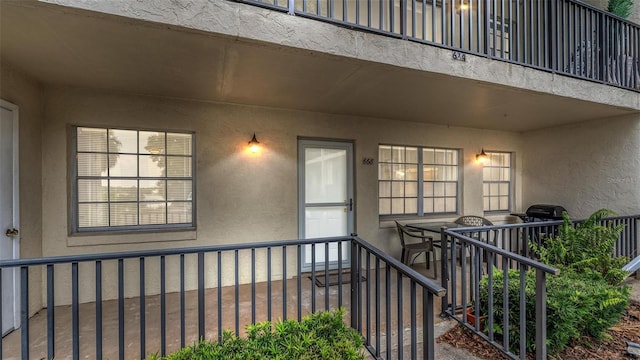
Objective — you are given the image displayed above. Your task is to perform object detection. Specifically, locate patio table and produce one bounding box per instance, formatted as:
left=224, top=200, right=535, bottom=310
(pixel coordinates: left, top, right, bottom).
left=405, top=221, right=461, bottom=234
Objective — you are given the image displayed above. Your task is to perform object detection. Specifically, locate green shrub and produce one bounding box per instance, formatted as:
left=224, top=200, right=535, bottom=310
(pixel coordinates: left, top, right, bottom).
left=148, top=308, right=364, bottom=360
left=478, top=209, right=631, bottom=355
left=608, top=0, right=633, bottom=19
left=479, top=268, right=630, bottom=354
left=530, top=209, right=628, bottom=286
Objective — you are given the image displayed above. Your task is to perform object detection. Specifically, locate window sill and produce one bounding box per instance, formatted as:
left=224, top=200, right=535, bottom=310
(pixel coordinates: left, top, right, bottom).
left=67, top=229, right=197, bottom=247
left=379, top=214, right=460, bottom=228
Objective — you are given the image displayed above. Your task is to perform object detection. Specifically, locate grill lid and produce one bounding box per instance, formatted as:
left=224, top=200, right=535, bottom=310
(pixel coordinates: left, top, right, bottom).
left=525, top=204, right=567, bottom=220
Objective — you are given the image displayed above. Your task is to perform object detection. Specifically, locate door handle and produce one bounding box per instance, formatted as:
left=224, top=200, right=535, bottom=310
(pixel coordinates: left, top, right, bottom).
left=5, top=228, right=19, bottom=237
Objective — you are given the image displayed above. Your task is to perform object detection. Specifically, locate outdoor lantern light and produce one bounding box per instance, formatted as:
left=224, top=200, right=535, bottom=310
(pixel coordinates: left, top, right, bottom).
left=456, top=1, right=469, bottom=13
left=248, top=133, right=261, bottom=154
left=476, top=148, right=488, bottom=164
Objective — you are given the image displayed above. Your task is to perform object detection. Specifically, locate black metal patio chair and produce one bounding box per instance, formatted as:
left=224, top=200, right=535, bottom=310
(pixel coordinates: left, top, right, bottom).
left=395, top=221, right=437, bottom=278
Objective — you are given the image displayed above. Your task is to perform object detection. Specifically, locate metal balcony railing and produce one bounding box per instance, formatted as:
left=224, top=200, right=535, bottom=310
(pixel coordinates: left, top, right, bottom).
left=439, top=214, right=640, bottom=360
left=0, top=235, right=445, bottom=360
left=238, top=0, right=640, bottom=92
left=1, top=215, right=636, bottom=359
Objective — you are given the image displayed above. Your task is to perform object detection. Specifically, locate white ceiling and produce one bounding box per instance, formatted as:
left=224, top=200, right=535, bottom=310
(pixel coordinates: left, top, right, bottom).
left=1, top=0, right=635, bottom=132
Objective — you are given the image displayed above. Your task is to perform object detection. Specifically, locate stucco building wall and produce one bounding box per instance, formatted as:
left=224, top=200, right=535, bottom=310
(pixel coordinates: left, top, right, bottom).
left=0, top=62, right=44, bottom=315
left=522, top=113, right=640, bottom=219
left=40, top=84, right=523, bottom=304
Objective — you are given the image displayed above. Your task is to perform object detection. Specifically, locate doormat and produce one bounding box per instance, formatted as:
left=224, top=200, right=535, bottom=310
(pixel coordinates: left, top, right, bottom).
left=309, top=272, right=366, bottom=287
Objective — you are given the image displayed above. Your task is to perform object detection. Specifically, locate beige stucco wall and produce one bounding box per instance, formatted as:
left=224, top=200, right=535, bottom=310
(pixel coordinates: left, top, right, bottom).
left=0, top=62, right=44, bottom=315
left=40, top=84, right=523, bottom=304
left=522, top=113, right=640, bottom=219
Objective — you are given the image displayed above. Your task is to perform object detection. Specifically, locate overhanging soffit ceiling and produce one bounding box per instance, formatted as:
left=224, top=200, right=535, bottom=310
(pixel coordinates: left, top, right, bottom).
left=1, top=1, right=636, bottom=132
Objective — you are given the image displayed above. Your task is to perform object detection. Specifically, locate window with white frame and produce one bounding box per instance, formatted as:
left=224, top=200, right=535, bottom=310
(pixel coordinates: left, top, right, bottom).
left=482, top=151, right=512, bottom=212
left=378, top=145, right=459, bottom=217
left=71, top=126, right=195, bottom=232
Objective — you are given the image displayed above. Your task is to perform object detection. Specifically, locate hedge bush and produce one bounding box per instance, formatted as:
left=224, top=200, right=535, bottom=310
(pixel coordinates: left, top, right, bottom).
left=479, top=268, right=629, bottom=354
left=148, top=308, right=364, bottom=359
left=478, top=209, right=630, bottom=355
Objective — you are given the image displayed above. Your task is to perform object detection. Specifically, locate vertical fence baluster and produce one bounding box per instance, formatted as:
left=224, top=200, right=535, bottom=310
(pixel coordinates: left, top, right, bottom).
left=385, top=262, right=391, bottom=356
left=251, top=248, right=256, bottom=323
left=357, top=244, right=363, bottom=330
left=286, top=245, right=291, bottom=321
left=160, top=256, right=166, bottom=357
left=440, top=229, right=449, bottom=315
left=375, top=257, right=381, bottom=357
left=47, top=264, right=55, bottom=359
left=431, top=0, right=436, bottom=43
left=20, top=266, right=29, bottom=360
left=324, top=242, right=329, bottom=311
left=234, top=250, right=239, bottom=335
left=535, top=269, right=547, bottom=360
left=95, top=261, right=102, bottom=360
left=338, top=241, right=343, bottom=307
left=198, top=252, right=205, bottom=339
left=410, top=281, right=416, bottom=360
left=502, top=256, right=510, bottom=353
left=423, top=288, right=435, bottom=360
left=180, top=254, right=185, bottom=347
left=267, top=247, right=272, bottom=322
left=350, top=241, right=359, bottom=330
left=365, top=250, right=371, bottom=345
left=486, top=256, right=494, bottom=339
left=217, top=251, right=222, bottom=342
left=118, top=259, right=124, bottom=360
left=139, top=257, right=145, bottom=359
left=519, top=265, right=526, bottom=359
left=311, top=243, right=316, bottom=313
left=451, top=232, right=458, bottom=313
left=296, top=244, right=300, bottom=321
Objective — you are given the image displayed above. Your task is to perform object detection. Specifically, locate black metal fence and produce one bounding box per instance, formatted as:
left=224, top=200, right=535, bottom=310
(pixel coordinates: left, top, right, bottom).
left=238, top=0, right=640, bottom=92
left=439, top=214, right=640, bottom=360
left=0, top=235, right=445, bottom=360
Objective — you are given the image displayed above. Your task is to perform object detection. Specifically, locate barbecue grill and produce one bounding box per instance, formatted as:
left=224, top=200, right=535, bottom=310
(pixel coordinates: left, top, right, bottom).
left=511, top=204, right=567, bottom=222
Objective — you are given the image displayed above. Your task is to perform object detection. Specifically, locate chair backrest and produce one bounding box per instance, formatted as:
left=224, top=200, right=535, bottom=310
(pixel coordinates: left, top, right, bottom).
left=454, top=215, right=493, bottom=227
left=395, top=221, right=408, bottom=247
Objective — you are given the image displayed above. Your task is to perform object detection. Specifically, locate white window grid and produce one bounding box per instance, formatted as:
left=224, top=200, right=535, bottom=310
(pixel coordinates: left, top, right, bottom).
left=71, top=126, right=195, bottom=232
left=483, top=151, right=512, bottom=212
left=378, top=144, right=459, bottom=217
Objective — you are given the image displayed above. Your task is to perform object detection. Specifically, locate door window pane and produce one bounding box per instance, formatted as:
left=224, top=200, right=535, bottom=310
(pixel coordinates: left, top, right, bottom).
left=305, top=148, right=347, bottom=204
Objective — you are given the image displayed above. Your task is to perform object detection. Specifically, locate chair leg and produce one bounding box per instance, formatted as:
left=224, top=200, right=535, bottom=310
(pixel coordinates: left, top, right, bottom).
left=401, top=250, right=406, bottom=264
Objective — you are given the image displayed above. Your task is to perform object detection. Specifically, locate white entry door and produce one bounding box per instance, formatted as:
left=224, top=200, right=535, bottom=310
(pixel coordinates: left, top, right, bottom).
left=1, top=99, right=20, bottom=336
left=298, top=140, right=354, bottom=271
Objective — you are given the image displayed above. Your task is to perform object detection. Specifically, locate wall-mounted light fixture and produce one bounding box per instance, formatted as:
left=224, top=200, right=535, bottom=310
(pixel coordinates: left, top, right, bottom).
left=248, top=133, right=261, bottom=154
left=456, top=1, right=470, bottom=13
left=476, top=148, right=488, bottom=164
